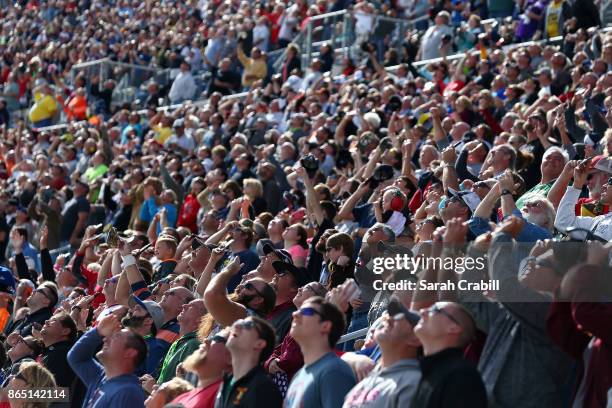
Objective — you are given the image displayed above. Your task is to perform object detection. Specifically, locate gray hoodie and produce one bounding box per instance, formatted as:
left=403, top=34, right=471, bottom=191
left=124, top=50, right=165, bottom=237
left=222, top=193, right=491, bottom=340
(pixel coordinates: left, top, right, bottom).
left=343, top=359, right=421, bottom=408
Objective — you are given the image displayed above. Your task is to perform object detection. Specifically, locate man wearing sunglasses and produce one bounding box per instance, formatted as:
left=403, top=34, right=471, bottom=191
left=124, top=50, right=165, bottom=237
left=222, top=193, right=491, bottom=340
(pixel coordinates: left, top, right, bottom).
left=412, top=301, right=487, bottom=407
left=285, top=297, right=356, bottom=408
left=205, top=255, right=276, bottom=327
left=343, top=297, right=423, bottom=408
left=269, top=260, right=309, bottom=343
left=169, top=329, right=232, bottom=408
left=7, top=281, right=58, bottom=337
left=215, top=317, right=282, bottom=408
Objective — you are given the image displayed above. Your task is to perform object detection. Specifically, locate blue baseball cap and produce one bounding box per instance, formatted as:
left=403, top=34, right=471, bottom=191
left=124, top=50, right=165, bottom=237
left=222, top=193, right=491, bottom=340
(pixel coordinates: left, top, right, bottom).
left=0, top=267, right=16, bottom=294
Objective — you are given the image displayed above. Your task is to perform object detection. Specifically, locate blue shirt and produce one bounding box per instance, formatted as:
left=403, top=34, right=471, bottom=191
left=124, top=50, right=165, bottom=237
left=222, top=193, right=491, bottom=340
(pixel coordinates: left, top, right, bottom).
left=67, top=328, right=145, bottom=408
left=139, top=198, right=178, bottom=233
left=467, top=209, right=552, bottom=242
left=285, top=352, right=356, bottom=408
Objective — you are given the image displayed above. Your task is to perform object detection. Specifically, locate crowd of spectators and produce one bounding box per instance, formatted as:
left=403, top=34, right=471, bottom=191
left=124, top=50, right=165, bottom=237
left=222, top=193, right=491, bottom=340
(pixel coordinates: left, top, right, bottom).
left=0, top=0, right=610, bottom=408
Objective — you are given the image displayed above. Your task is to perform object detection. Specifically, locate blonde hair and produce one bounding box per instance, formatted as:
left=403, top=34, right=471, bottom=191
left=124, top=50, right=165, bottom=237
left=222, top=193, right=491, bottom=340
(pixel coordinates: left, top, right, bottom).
left=243, top=178, right=263, bottom=199
left=16, top=362, right=57, bottom=408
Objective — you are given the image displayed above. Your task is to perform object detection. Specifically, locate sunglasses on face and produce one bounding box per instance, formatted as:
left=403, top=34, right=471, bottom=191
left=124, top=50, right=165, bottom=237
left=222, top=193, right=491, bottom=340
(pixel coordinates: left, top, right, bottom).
left=35, top=288, right=53, bottom=302
left=524, top=201, right=543, bottom=208
left=9, top=372, right=28, bottom=386
left=210, top=334, right=227, bottom=344
left=232, top=319, right=263, bottom=338
left=426, top=304, right=462, bottom=326
left=297, top=306, right=323, bottom=318
left=473, top=181, right=490, bottom=190
left=244, top=282, right=265, bottom=298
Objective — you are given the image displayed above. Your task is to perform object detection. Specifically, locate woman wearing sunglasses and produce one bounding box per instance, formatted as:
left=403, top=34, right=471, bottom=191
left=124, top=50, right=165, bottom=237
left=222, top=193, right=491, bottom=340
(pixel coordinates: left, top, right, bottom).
left=6, top=361, right=57, bottom=408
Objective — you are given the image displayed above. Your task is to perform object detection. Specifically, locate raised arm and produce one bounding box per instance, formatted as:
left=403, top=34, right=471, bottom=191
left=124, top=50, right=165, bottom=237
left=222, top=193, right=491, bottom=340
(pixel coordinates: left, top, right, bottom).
left=337, top=183, right=370, bottom=221
left=547, top=160, right=576, bottom=209
left=196, top=248, right=225, bottom=298
left=203, top=256, right=248, bottom=327
left=554, top=159, right=596, bottom=236
left=296, top=167, right=325, bottom=226
left=68, top=315, right=120, bottom=386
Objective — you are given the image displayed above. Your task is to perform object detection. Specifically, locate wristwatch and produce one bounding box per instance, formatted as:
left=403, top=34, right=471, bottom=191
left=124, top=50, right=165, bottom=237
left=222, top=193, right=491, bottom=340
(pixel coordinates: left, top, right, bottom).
left=501, top=189, right=512, bottom=196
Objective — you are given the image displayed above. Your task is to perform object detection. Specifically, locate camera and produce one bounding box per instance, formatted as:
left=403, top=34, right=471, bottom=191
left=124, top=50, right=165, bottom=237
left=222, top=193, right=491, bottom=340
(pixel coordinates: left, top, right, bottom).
left=94, top=227, right=121, bottom=248
left=360, top=41, right=375, bottom=53
left=441, top=34, right=452, bottom=45
left=368, top=164, right=395, bottom=189
left=379, top=137, right=393, bottom=150
left=336, top=149, right=353, bottom=169
left=300, top=154, right=320, bottom=178
left=386, top=95, right=402, bottom=112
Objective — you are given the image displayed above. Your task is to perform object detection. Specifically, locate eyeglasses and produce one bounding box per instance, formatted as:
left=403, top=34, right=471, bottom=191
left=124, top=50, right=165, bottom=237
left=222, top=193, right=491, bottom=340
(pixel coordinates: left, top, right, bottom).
left=473, top=181, right=490, bottom=190
left=297, top=306, right=323, bottom=318
left=426, top=305, right=462, bottom=326
left=232, top=319, right=263, bottom=338
left=391, top=312, right=408, bottom=322
left=233, top=319, right=256, bottom=330
left=10, top=372, right=28, bottom=386
left=244, top=282, right=265, bottom=298
left=211, top=334, right=227, bottom=344
left=524, top=201, right=543, bottom=208
left=35, top=288, right=53, bottom=302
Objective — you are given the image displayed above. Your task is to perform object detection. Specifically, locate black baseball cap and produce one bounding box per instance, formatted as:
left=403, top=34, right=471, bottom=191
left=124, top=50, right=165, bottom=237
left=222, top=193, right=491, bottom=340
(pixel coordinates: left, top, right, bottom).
left=387, top=297, right=420, bottom=327
left=272, top=261, right=310, bottom=287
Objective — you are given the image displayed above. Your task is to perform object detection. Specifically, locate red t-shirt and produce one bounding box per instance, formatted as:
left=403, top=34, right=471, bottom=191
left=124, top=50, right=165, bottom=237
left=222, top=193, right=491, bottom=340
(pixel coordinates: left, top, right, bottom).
left=178, top=193, right=201, bottom=233
left=170, top=380, right=222, bottom=408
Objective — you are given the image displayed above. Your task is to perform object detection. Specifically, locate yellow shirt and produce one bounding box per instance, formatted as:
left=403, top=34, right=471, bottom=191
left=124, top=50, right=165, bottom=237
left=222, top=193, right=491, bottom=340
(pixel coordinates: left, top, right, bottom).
left=546, top=1, right=563, bottom=38
left=29, top=93, right=58, bottom=123
left=154, top=125, right=172, bottom=145
left=237, top=47, right=267, bottom=88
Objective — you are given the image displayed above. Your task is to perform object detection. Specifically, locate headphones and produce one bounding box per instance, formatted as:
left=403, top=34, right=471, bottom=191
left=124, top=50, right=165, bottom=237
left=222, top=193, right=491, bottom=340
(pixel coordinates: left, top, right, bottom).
left=389, top=188, right=405, bottom=212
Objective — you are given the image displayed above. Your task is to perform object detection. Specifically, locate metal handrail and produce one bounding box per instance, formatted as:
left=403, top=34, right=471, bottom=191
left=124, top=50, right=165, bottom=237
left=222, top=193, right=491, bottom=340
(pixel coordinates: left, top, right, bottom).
left=31, top=26, right=611, bottom=133
left=338, top=327, right=369, bottom=344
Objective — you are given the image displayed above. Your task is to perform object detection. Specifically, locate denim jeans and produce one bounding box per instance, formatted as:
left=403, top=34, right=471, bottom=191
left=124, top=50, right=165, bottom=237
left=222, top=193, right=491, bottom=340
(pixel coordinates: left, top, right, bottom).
left=342, top=308, right=369, bottom=351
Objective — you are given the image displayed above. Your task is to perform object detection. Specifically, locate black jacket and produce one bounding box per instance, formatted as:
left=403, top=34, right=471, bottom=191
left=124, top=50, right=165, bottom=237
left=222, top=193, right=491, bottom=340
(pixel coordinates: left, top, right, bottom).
left=214, top=365, right=282, bottom=408
left=412, top=347, right=487, bottom=408
left=42, top=341, right=76, bottom=388
left=5, top=307, right=53, bottom=337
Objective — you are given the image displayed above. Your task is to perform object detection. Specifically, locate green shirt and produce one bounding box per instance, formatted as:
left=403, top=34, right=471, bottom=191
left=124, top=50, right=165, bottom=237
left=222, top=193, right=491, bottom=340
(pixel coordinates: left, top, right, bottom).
left=515, top=181, right=555, bottom=210
left=157, top=331, right=200, bottom=383
left=84, top=164, right=109, bottom=183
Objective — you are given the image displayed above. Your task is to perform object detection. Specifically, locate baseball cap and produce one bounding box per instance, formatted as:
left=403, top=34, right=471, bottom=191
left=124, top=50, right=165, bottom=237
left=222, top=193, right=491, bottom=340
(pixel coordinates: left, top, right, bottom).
left=272, top=261, right=310, bottom=287
left=0, top=266, right=16, bottom=294
left=590, top=156, right=612, bottom=174
left=21, top=336, right=45, bottom=356
left=258, top=241, right=293, bottom=265
left=386, top=296, right=420, bottom=327
left=131, top=296, right=164, bottom=330
left=447, top=188, right=481, bottom=214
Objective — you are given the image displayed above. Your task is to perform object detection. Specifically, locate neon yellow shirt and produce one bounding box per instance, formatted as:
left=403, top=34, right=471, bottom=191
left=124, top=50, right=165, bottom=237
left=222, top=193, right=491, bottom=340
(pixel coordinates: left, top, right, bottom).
left=29, top=93, right=58, bottom=123
left=154, top=125, right=172, bottom=145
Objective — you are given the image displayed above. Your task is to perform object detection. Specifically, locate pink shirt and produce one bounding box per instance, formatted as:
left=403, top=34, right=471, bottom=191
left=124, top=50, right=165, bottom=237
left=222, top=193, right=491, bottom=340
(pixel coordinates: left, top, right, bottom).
left=286, top=244, right=308, bottom=263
